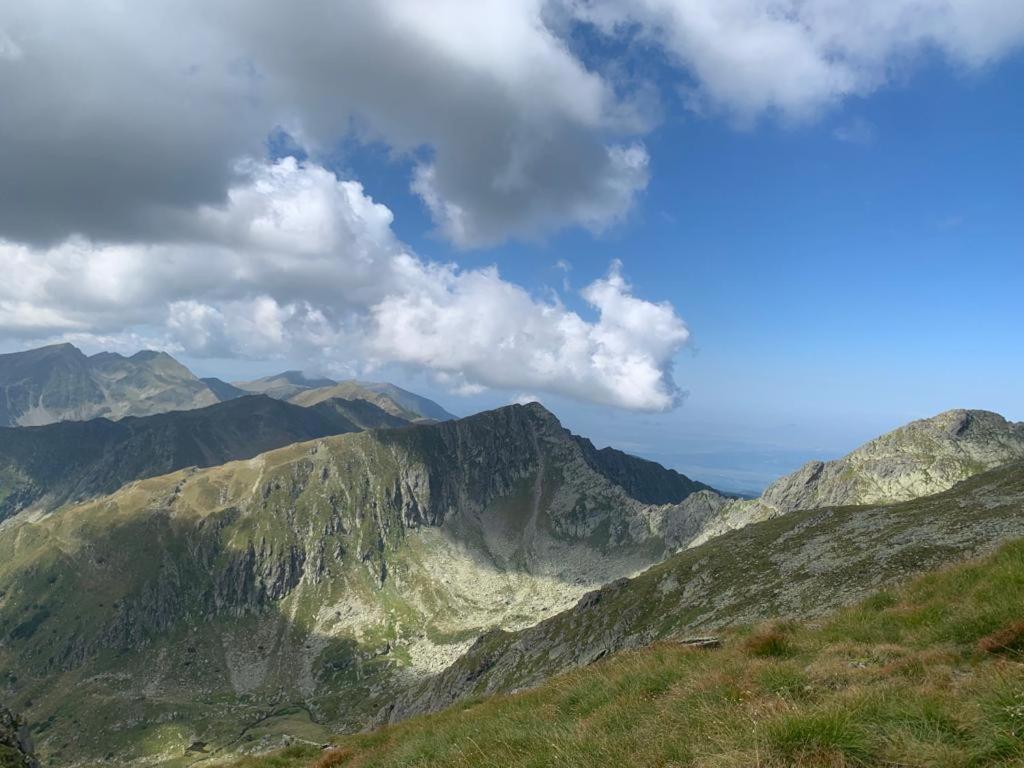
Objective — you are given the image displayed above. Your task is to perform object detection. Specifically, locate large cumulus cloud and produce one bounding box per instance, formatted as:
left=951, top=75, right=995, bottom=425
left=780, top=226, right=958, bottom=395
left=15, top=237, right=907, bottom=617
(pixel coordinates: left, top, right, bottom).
left=0, top=159, right=688, bottom=410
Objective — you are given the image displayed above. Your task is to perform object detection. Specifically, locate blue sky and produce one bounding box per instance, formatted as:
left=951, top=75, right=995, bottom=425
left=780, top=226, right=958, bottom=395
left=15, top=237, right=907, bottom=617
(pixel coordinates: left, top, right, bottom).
left=205, top=46, right=1023, bottom=493
left=2, top=2, right=1023, bottom=493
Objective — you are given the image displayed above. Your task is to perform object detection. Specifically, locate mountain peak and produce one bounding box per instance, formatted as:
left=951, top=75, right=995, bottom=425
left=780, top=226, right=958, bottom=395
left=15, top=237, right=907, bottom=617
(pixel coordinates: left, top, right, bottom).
left=690, top=407, right=1024, bottom=547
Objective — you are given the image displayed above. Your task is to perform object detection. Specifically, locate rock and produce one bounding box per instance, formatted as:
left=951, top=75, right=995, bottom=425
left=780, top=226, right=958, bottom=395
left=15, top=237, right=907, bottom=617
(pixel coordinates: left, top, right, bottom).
left=0, top=707, right=39, bottom=768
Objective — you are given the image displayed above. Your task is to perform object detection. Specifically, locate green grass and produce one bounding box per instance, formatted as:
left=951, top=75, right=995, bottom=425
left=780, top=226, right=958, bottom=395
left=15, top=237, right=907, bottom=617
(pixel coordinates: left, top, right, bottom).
left=231, top=538, right=1024, bottom=768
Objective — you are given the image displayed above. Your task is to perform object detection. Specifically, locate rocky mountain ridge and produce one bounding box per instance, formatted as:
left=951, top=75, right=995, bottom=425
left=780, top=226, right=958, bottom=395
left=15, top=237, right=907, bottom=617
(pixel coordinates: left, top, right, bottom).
left=0, top=403, right=719, bottom=765
left=0, top=344, right=458, bottom=429
left=382, top=457, right=1024, bottom=724
left=0, top=343, right=220, bottom=427
left=691, top=408, right=1024, bottom=546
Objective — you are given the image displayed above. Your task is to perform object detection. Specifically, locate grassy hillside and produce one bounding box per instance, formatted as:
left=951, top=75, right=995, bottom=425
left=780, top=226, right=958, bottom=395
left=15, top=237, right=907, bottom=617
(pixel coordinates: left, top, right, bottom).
left=230, top=536, right=1024, bottom=768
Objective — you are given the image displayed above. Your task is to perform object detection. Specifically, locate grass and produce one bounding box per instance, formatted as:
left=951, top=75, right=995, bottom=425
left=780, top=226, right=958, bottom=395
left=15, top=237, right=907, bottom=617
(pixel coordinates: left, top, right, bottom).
left=229, top=538, right=1024, bottom=768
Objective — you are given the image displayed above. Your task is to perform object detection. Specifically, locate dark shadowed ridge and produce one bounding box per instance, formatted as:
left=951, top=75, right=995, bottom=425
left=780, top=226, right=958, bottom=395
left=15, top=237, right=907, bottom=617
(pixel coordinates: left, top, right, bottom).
left=0, top=394, right=410, bottom=521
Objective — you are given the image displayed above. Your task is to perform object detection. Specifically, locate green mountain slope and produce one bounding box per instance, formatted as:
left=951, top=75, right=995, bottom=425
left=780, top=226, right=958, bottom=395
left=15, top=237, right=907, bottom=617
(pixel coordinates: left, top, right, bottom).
left=693, top=408, right=1024, bottom=546
left=234, top=536, right=1024, bottom=768
left=0, top=344, right=222, bottom=427
left=383, top=458, right=1024, bottom=724
left=0, top=395, right=410, bottom=522
left=0, top=404, right=718, bottom=766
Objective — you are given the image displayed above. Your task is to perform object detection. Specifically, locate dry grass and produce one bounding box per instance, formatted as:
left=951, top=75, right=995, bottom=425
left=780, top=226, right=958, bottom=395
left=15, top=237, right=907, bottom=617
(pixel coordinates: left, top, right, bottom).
left=978, top=620, right=1024, bottom=657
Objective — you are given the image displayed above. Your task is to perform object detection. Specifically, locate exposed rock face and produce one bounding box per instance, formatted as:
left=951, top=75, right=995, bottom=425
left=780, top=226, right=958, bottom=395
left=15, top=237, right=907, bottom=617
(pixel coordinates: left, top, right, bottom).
left=0, top=707, right=38, bottom=768
left=0, top=343, right=221, bottom=427
left=0, top=395, right=410, bottom=522
left=384, top=459, right=1024, bottom=723
left=691, top=409, right=1024, bottom=546
left=0, top=403, right=720, bottom=765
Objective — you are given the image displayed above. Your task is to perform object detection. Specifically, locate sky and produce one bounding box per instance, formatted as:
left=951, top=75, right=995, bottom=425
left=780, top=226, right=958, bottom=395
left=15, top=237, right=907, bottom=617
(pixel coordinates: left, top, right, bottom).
left=1, top=1, right=1022, bottom=493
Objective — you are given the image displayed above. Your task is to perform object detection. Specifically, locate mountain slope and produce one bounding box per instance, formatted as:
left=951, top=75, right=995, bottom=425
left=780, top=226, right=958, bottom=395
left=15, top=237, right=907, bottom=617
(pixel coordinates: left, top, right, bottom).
left=236, top=536, right=1024, bottom=768
left=383, top=458, right=1024, bottom=723
left=692, top=408, right=1024, bottom=546
left=0, top=707, right=38, bottom=768
left=0, top=404, right=719, bottom=766
left=348, top=381, right=457, bottom=421
left=232, top=371, right=337, bottom=401
left=288, top=383, right=424, bottom=421
left=200, top=377, right=250, bottom=401
left=0, top=395, right=409, bottom=522
left=0, top=344, right=221, bottom=427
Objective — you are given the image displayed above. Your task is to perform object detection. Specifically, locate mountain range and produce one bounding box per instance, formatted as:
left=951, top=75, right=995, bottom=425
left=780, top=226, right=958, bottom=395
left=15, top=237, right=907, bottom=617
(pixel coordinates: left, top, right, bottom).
left=0, top=344, right=1022, bottom=767
left=0, top=344, right=454, bottom=428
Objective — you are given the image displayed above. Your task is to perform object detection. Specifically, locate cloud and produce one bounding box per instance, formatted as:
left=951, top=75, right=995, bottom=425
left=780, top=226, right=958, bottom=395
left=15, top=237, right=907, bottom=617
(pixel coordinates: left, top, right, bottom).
left=0, top=158, right=687, bottom=411
left=571, top=0, right=1024, bottom=121
left=2, top=1, right=1022, bottom=248
left=0, top=0, right=647, bottom=248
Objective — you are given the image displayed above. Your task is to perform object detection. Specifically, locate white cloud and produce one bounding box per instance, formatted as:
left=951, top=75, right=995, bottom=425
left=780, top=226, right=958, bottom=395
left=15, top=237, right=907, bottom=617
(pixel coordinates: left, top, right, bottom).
left=572, top=0, right=1024, bottom=121
left=0, top=158, right=687, bottom=411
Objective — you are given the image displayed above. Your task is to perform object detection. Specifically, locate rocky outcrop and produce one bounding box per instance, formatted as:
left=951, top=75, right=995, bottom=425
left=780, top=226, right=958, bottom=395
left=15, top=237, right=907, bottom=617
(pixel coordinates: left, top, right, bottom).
left=0, top=707, right=38, bottom=768
left=691, top=409, right=1024, bottom=545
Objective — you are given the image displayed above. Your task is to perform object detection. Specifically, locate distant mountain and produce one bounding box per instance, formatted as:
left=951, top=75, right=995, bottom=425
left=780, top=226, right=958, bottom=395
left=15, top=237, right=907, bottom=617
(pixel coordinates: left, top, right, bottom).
left=232, top=370, right=337, bottom=400
left=0, top=343, right=221, bottom=426
left=0, top=403, right=721, bottom=765
left=350, top=380, right=457, bottom=421
left=236, top=370, right=456, bottom=421
left=0, top=394, right=410, bottom=522
left=691, top=408, right=1024, bottom=545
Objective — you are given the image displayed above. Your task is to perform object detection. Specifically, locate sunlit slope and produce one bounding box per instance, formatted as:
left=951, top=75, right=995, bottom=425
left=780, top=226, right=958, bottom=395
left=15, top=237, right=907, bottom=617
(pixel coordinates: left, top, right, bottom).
left=234, top=535, right=1024, bottom=768
left=384, top=459, right=1024, bottom=722
left=0, top=403, right=719, bottom=766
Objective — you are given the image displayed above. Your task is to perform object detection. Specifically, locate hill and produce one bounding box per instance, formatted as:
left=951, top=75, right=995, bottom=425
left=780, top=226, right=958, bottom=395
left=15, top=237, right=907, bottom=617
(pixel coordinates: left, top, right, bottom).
left=0, top=344, right=220, bottom=427
left=0, top=394, right=410, bottom=522
left=0, top=403, right=718, bottom=766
